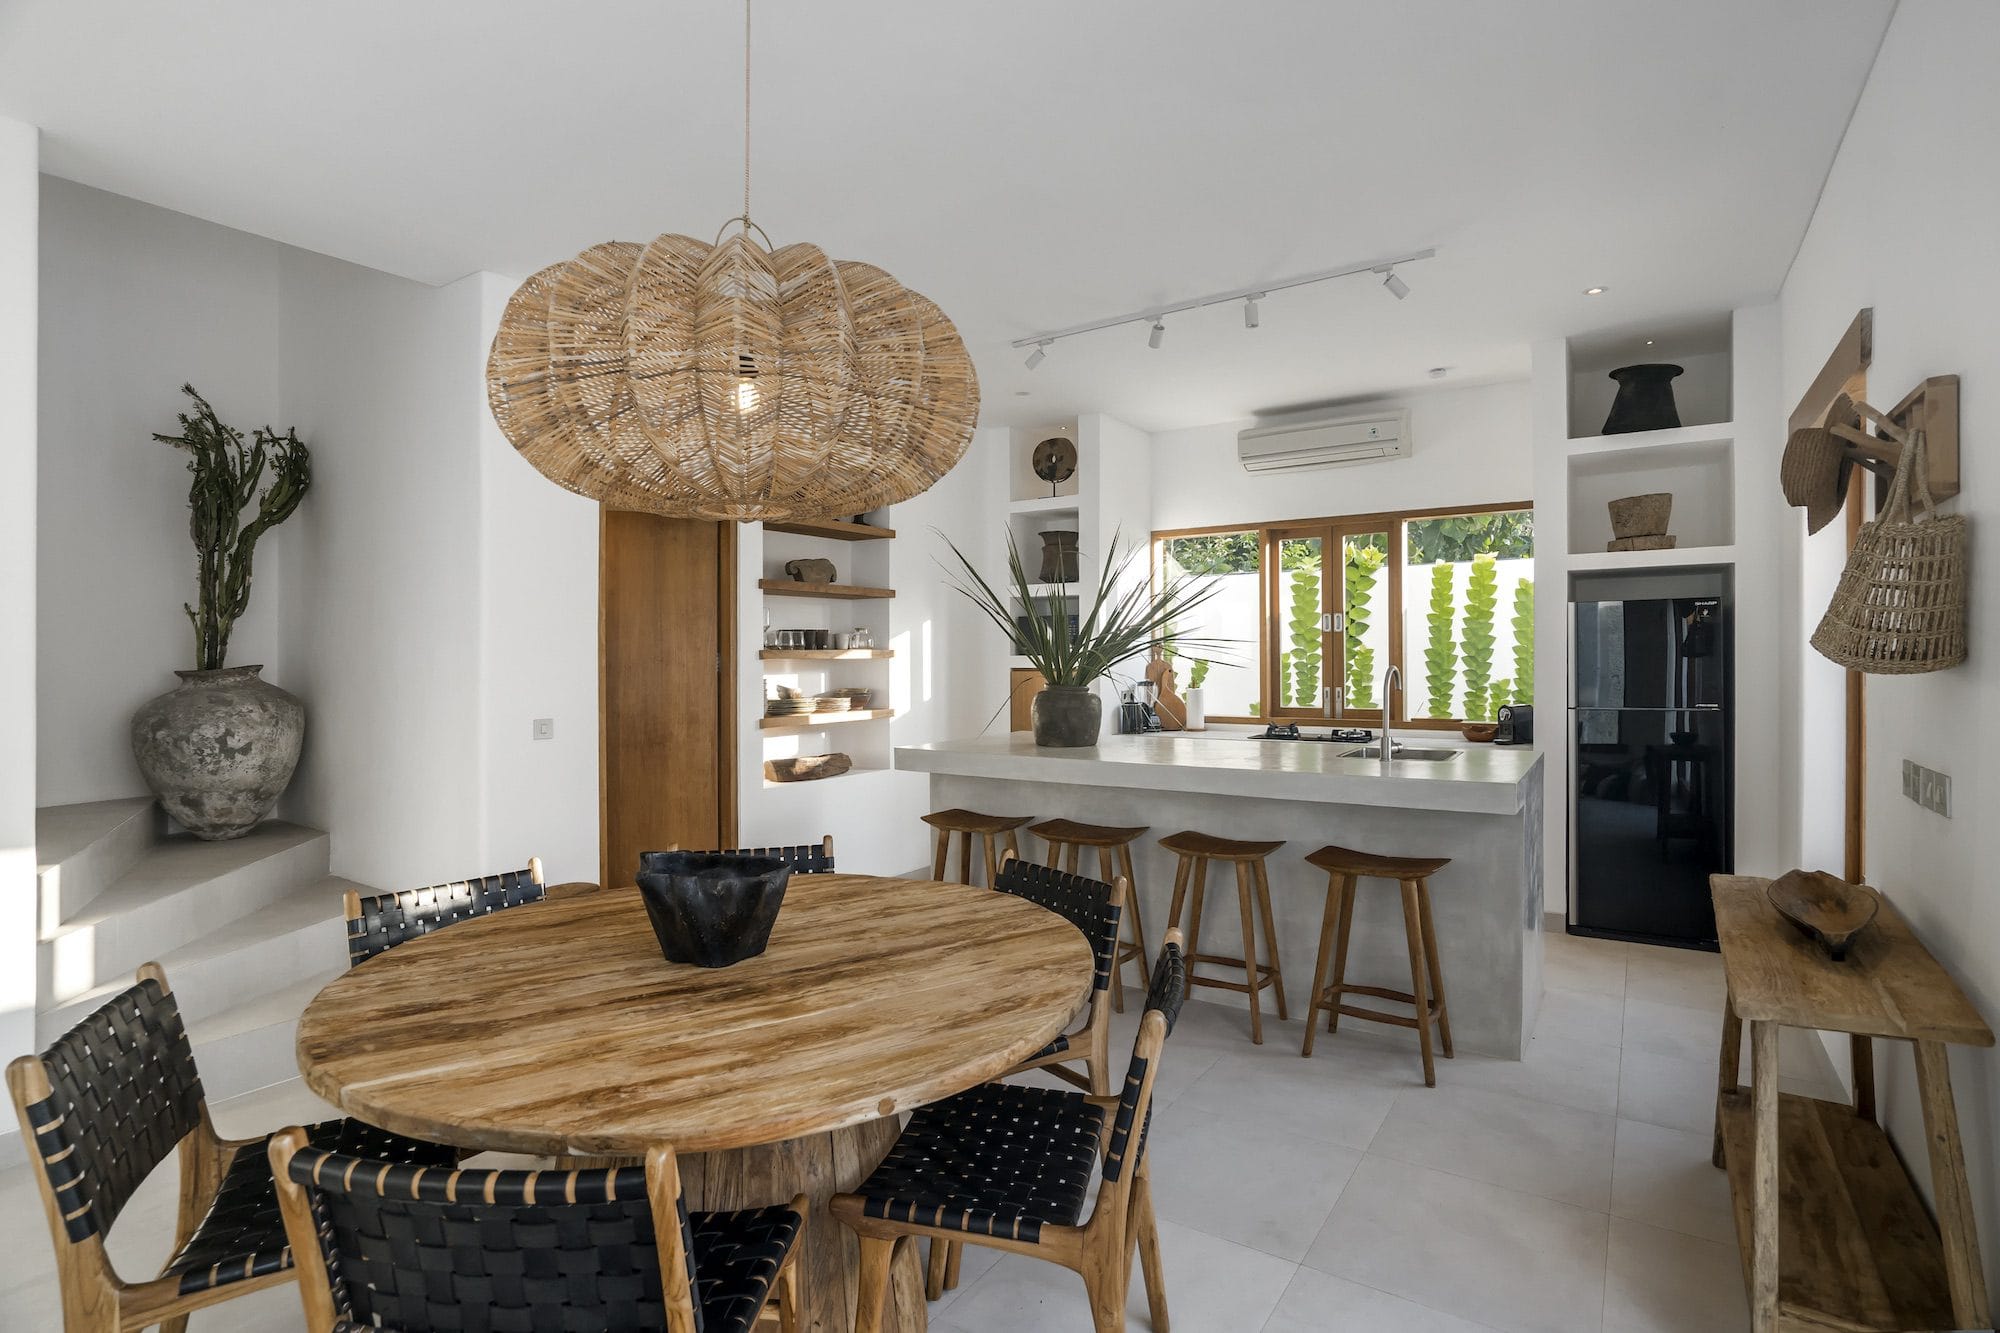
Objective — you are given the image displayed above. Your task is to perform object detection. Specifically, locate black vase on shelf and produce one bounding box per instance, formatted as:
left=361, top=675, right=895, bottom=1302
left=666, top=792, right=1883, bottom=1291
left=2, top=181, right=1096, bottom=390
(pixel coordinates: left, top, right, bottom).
left=1602, top=363, right=1684, bottom=435
left=635, top=851, right=792, bottom=968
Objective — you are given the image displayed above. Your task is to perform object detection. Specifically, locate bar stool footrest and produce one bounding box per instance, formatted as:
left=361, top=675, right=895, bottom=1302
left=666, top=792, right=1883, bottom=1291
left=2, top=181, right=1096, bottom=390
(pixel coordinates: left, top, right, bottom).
left=1315, top=983, right=1447, bottom=1033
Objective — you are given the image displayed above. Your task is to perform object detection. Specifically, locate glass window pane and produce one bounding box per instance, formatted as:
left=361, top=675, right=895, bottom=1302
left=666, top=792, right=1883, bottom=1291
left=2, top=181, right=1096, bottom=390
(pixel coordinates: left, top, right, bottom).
left=1158, top=532, right=1261, bottom=717
left=1340, top=533, right=1389, bottom=712
left=1403, top=510, right=1535, bottom=722
left=1275, top=536, right=1324, bottom=710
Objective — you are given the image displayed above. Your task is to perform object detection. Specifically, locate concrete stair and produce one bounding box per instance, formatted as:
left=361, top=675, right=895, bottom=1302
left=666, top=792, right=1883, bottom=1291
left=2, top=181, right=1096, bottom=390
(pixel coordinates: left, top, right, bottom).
left=32, top=800, right=369, bottom=1103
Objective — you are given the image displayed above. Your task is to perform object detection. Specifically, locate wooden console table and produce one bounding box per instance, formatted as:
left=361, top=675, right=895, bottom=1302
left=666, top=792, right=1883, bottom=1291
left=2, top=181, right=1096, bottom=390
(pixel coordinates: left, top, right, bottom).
left=1711, top=875, right=1993, bottom=1333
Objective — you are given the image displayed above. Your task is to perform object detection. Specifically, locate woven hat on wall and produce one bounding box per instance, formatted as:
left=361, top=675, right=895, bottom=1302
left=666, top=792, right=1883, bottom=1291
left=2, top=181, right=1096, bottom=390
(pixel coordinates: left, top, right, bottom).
left=1811, top=425, right=1967, bottom=674
left=484, top=2, right=978, bottom=522
left=1780, top=393, right=1859, bottom=535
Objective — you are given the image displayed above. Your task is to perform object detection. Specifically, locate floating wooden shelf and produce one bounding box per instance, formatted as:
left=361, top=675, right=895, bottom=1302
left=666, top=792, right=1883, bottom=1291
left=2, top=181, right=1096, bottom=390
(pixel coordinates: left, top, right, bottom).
left=759, top=708, right=896, bottom=730
left=1717, top=1090, right=1955, bottom=1332
left=758, top=579, right=896, bottom=600
left=763, top=518, right=896, bottom=542
left=759, top=649, right=895, bottom=661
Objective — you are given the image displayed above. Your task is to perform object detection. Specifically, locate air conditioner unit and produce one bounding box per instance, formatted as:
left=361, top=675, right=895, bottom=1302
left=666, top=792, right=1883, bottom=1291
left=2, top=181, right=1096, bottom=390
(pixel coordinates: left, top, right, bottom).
left=1237, top=409, right=1410, bottom=473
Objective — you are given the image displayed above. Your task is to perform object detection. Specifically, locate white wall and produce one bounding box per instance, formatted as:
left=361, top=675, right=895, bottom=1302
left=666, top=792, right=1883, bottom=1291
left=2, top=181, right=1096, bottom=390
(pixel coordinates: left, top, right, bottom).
left=36, top=178, right=290, bottom=805
left=1, top=118, right=41, bottom=1071
left=1779, top=0, right=2000, bottom=1277
left=1149, top=380, right=1533, bottom=532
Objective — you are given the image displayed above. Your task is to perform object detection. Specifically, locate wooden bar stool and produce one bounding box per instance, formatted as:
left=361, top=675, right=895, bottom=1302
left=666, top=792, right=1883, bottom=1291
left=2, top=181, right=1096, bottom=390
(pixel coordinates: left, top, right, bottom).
left=1301, top=843, right=1454, bottom=1085
left=1160, top=830, right=1288, bottom=1043
left=1030, top=817, right=1152, bottom=1011
left=921, top=808, right=1033, bottom=887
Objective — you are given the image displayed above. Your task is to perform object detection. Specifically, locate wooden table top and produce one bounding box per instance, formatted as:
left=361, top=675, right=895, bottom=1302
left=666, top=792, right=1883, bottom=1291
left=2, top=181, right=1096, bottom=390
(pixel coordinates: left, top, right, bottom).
left=1712, top=875, right=1992, bottom=1046
left=296, top=874, right=1095, bottom=1156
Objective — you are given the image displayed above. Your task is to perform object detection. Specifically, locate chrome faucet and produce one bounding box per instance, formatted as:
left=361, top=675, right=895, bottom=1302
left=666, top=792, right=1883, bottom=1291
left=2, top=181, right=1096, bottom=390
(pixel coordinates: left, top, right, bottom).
left=1379, top=664, right=1403, bottom=769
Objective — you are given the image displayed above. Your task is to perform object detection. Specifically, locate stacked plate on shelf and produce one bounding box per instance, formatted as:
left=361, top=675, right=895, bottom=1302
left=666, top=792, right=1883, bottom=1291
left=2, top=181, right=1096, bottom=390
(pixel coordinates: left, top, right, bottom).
left=766, top=686, right=818, bottom=719
left=813, top=693, right=855, bottom=713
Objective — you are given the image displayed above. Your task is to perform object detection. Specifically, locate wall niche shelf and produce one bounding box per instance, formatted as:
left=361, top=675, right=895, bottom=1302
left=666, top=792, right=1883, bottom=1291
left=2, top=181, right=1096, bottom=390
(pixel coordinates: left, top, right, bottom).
left=763, top=517, right=895, bottom=542
left=758, top=579, right=896, bottom=601
left=1567, top=421, right=1740, bottom=457
left=1566, top=436, right=1735, bottom=555
left=1564, top=544, right=1739, bottom=574
left=759, top=707, right=896, bottom=730
left=759, top=648, right=894, bottom=661
left=1566, top=317, right=1734, bottom=440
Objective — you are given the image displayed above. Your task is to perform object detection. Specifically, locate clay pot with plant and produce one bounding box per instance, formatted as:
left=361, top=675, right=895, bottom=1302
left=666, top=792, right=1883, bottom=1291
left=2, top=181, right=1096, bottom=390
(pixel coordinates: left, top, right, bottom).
left=130, top=385, right=311, bottom=839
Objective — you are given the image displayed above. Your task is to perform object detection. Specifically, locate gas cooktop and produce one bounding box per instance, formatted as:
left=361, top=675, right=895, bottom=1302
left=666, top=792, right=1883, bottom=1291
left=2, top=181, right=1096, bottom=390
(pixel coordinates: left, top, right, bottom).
left=1249, top=724, right=1376, bottom=743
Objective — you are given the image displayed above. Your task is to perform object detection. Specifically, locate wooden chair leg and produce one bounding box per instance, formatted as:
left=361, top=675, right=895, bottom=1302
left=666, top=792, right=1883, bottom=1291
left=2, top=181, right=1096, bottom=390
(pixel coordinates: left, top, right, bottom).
left=930, top=828, right=948, bottom=881
left=1415, top=877, right=1450, bottom=1057
left=1135, top=1166, right=1170, bottom=1333
left=1328, top=873, right=1358, bottom=1033
left=943, top=1238, right=962, bottom=1291
left=1118, top=845, right=1151, bottom=988
left=776, top=1248, right=801, bottom=1333
left=1235, top=860, right=1264, bottom=1045
left=1252, top=857, right=1288, bottom=1020
left=855, top=1234, right=897, bottom=1333
left=925, top=1237, right=947, bottom=1301
left=1083, top=1261, right=1130, bottom=1333
left=1399, top=878, right=1437, bottom=1086
left=1099, top=846, right=1127, bottom=1013
left=1303, top=870, right=1343, bottom=1058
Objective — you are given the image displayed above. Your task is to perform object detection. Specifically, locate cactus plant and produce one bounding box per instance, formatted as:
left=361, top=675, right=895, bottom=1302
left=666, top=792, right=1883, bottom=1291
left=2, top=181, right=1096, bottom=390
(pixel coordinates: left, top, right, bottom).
left=1343, top=542, right=1385, bottom=709
left=1511, top=577, right=1535, bottom=703
left=1424, top=563, right=1457, bottom=718
left=1287, top=565, right=1321, bottom=706
left=1461, top=554, right=1498, bottom=722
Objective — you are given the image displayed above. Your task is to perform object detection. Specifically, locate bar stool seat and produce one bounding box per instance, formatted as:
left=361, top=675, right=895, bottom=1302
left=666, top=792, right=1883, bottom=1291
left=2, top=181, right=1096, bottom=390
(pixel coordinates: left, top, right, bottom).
left=1301, top=843, right=1455, bottom=1085
left=1030, top=818, right=1152, bottom=1009
left=1160, top=829, right=1288, bottom=1043
left=921, top=809, right=1033, bottom=887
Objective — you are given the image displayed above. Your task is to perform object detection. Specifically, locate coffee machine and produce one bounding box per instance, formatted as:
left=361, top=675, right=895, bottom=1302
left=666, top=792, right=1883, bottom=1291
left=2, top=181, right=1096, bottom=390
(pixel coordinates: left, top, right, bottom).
left=1494, top=703, right=1534, bottom=745
left=1120, top=683, right=1161, bottom=733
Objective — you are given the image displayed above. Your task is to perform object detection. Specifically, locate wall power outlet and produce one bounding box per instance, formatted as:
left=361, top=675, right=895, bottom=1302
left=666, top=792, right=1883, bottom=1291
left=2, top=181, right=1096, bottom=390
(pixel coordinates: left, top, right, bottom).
left=532, top=717, right=555, bottom=741
left=1902, top=759, right=1951, bottom=817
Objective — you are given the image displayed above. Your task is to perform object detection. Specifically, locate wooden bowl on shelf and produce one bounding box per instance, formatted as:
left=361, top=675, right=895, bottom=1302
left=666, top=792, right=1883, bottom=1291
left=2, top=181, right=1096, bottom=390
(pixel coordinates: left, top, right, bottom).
left=1766, top=868, right=1881, bottom=962
left=765, top=754, right=852, bottom=783
left=1460, top=722, right=1499, bottom=743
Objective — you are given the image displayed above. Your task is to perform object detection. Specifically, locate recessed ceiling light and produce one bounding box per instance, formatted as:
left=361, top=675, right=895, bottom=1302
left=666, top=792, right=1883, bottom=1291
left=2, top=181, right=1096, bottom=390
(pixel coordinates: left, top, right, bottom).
left=1428, top=366, right=1450, bottom=379
left=1013, top=390, right=1030, bottom=397
left=1583, top=286, right=1607, bottom=296
left=1645, top=339, right=1655, bottom=346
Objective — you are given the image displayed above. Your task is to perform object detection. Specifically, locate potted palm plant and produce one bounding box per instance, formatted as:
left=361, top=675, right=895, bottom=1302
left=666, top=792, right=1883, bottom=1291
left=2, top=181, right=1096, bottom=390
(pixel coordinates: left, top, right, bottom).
left=945, top=529, right=1224, bottom=747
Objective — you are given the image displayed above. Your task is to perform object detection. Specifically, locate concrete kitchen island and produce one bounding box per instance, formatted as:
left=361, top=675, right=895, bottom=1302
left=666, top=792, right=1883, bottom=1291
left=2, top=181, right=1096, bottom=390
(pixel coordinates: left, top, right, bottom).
left=896, top=732, right=1546, bottom=1059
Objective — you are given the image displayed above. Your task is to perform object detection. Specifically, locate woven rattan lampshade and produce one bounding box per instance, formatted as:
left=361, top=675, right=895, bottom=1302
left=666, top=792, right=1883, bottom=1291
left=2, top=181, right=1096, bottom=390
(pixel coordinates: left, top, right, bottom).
left=486, top=232, right=979, bottom=521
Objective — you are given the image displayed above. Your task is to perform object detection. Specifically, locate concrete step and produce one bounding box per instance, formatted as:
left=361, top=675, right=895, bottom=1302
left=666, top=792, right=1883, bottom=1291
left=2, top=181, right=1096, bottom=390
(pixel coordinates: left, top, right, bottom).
left=184, top=967, right=346, bottom=1101
left=35, top=797, right=161, bottom=933
left=36, top=822, right=330, bottom=1010
left=36, top=875, right=358, bottom=1042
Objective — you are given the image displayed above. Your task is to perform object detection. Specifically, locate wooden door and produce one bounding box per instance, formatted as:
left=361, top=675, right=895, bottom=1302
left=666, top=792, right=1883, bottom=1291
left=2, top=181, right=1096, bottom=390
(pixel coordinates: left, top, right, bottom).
left=599, top=510, right=736, bottom=889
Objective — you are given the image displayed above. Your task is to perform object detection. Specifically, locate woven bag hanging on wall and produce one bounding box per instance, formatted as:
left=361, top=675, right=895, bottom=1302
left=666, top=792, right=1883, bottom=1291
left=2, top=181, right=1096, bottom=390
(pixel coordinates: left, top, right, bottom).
left=1811, top=425, right=1967, bottom=674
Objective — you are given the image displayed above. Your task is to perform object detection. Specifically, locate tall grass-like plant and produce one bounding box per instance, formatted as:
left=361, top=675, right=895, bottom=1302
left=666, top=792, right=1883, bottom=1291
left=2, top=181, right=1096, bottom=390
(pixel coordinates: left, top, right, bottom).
left=152, top=384, right=311, bottom=671
left=1344, top=542, right=1385, bottom=709
left=1512, top=577, right=1535, bottom=703
left=1424, top=563, right=1457, bottom=718
left=943, top=529, right=1225, bottom=688
left=1461, top=553, right=1498, bottom=722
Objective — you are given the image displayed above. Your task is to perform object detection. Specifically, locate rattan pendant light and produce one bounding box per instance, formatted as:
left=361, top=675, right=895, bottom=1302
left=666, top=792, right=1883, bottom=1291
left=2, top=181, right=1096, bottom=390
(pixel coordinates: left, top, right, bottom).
left=486, top=2, right=978, bottom=521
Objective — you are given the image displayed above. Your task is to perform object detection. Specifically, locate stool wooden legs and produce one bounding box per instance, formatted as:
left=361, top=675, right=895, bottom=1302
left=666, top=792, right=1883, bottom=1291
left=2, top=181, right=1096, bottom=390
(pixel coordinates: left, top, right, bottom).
left=1302, top=869, right=1452, bottom=1085
left=929, top=828, right=1019, bottom=887
left=1167, top=851, right=1286, bottom=1045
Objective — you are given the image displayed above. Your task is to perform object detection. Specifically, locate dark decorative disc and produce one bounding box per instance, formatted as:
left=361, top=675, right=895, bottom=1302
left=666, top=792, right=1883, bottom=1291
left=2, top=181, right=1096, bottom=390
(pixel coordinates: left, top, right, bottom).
left=1032, top=436, right=1078, bottom=485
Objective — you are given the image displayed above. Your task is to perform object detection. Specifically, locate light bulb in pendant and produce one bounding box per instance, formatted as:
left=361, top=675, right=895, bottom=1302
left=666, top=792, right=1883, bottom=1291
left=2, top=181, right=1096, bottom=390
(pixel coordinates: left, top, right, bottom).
left=736, top=378, right=760, bottom=413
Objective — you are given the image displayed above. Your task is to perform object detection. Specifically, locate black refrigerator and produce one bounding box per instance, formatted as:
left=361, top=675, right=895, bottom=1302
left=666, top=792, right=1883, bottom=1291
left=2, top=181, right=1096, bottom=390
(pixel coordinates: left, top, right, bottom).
left=1569, top=569, right=1732, bottom=947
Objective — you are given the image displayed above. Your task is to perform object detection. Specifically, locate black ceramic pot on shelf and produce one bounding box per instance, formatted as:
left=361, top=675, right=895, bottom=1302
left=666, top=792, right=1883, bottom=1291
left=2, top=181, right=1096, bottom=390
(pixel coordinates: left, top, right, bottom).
left=635, top=851, right=792, bottom=968
left=1602, top=363, right=1684, bottom=435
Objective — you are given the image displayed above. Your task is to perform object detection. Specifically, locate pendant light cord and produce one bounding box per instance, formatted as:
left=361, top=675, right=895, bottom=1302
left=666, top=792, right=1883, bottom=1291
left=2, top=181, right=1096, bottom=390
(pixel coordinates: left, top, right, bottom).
left=741, top=0, right=753, bottom=231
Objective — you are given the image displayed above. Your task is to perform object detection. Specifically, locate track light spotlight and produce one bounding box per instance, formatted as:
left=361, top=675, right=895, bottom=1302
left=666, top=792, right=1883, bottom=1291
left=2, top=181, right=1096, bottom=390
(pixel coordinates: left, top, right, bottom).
left=1148, top=319, right=1165, bottom=349
left=1381, top=269, right=1410, bottom=301
left=1244, top=294, right=1262, bottom=329
left=1024, top=341, right=1048, bottom=370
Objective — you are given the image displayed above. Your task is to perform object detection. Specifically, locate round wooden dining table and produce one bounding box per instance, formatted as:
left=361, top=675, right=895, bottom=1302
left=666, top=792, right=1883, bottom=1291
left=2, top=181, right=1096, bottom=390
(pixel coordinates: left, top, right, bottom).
left=296, top=872, right=1094, bottom=1333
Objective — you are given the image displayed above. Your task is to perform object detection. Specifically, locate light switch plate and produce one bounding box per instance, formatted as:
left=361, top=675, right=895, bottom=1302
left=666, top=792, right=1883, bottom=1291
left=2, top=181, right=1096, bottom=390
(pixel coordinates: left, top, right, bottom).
left=532, top=718, right=555, bottom=741
left=1903, top=758, right=1950, bottom=817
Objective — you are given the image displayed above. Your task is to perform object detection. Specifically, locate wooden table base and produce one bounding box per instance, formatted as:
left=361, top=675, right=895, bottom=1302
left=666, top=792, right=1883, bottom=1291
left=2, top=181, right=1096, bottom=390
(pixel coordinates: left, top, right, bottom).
left=682, top=1115, right=926, bottom=1333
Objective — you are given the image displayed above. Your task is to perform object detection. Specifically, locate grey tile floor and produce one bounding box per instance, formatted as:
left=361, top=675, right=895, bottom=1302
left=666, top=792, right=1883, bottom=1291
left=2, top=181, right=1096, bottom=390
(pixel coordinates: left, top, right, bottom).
left=2, top=930, right=1824, bottom=1331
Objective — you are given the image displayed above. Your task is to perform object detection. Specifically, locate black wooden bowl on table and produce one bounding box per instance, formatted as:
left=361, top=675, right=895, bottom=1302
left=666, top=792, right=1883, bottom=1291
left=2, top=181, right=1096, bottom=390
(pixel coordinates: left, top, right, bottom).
left=635, top=851, right=793, bottom=968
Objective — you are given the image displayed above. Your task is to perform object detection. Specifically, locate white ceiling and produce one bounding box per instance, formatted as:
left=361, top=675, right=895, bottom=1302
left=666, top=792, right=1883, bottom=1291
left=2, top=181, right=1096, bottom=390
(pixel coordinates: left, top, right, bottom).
left=0, top=0, right=1892, bottom=430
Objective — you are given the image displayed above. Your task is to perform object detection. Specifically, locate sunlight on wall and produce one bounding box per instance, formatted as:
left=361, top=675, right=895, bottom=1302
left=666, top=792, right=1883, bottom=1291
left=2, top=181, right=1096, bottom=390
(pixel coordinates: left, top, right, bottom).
left=890, top=630, right=913, bottom=711
left=921, top=619, right=934, bottom=704
left=48, top=915, right=96, bottom=1003
left=0, top=847, right=36, bottom=1036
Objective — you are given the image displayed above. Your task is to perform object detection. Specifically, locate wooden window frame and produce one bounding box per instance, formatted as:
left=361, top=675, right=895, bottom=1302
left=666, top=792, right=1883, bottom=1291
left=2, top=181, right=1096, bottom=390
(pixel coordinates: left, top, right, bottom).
left=1154, top=500, right=1531, bottom=729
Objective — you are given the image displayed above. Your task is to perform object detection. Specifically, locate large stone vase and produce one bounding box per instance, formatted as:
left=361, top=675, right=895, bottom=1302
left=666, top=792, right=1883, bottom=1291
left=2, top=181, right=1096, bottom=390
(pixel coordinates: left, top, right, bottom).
left=1031, top=684, right=1101, bottom=747
left=131, top=665, right=304, bottom=840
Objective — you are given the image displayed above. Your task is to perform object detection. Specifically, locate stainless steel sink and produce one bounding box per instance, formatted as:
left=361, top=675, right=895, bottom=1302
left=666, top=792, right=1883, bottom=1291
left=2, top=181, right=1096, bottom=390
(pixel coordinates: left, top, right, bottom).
left=1337, top=746, right=1462, bottom=762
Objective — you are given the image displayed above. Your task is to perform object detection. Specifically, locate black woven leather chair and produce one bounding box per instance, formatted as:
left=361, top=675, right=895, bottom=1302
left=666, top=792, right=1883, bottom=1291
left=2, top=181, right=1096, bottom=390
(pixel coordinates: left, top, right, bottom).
left=833, top=930, right=1187, bottom=1333
left=4, top=963, right=458, bottom=1333
left=269, top=1130, right=805, bottom=1333
left=343, top=857, right=546, bottom=966
left=651, top=836, right=836, bottom=876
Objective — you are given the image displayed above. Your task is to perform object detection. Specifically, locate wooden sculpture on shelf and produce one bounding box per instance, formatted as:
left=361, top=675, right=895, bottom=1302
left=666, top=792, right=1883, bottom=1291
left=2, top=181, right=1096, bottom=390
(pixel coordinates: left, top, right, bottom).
left=1146, top=654, right=1186, bottom=731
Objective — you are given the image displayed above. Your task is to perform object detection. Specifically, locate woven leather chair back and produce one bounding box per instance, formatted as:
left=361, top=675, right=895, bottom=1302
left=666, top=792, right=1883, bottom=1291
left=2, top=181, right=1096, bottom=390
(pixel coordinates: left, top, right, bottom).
left=658, top=841, right=836, bottom=875
left=1101, top=938, right=1186, bottom=1183
left=21, top=977, right=204, bottom=1240
left=286, top=1148, right=694, bottom=1331
left=346, top=866, right=544, bottom=966
left=994, top=858, right=1121, bottom=995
